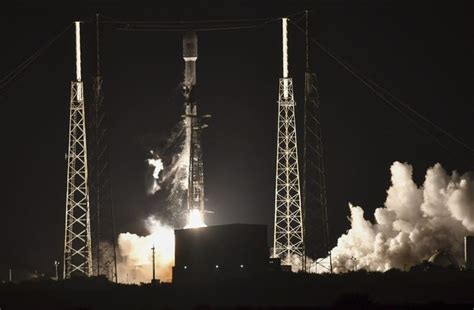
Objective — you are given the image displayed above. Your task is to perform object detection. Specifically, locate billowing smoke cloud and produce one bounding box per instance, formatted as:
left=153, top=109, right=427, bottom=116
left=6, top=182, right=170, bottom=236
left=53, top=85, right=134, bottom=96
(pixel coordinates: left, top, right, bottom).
left=117, top=217, right=175, bottom=283
left=320, top=162, right=474, bottom=273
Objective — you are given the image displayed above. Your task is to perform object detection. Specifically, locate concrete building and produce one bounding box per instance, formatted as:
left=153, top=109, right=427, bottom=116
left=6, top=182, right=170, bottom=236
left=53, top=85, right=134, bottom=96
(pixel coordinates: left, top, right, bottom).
left=173, top=224, right=268, bottom=284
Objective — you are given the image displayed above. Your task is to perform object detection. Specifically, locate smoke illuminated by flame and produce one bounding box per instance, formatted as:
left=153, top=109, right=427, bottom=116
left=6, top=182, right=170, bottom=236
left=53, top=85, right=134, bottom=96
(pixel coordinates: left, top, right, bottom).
left=146, top=153, right=164, bottom=195
left=117, top=217, right=175, bottom=283
left=118, top=120, right=195, bottom=283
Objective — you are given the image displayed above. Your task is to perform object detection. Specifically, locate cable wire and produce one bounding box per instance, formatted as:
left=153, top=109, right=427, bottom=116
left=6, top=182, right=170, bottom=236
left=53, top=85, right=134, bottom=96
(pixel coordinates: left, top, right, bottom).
left=99, top=12, right=292, bottom=32
left=117, top=24, right=263, bottom=32
left=289, top=20, right=474, bottom=157
left=0, top=23, right=72, bottom=91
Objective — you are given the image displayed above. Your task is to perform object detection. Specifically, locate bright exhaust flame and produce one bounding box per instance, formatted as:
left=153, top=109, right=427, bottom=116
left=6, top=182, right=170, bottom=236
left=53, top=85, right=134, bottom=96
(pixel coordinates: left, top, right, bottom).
left=184, top=209, right=206, bottom=229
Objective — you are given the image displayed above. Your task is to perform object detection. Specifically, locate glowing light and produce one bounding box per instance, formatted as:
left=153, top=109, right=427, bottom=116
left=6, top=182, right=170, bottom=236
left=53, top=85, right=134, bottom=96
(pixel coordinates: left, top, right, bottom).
left=282, top=18, right=289, bottom=98
left=184, top=209, right=206, bottom=229
left=117, top=217, right=175, bottom=283
left=147, top=155, right=164, bottom=195
left=148, top=157, right=163, bottom=179
left=282, top=18, right=288, bottom=78
left=74, top=21, right=81, bottom=82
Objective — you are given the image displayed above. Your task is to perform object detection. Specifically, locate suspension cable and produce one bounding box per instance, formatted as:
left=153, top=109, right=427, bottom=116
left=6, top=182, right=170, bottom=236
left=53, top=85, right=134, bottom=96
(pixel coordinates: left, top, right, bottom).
left=289, top=19, right=474, bottom=158
left=0, top=23, right=72, bottom=91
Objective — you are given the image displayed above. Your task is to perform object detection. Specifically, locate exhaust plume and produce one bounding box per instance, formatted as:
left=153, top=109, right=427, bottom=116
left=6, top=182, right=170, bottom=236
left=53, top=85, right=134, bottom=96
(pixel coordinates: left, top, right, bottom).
left=117, top=217, right=175, bottom=283
left=322, top=162, right=474, bottom=273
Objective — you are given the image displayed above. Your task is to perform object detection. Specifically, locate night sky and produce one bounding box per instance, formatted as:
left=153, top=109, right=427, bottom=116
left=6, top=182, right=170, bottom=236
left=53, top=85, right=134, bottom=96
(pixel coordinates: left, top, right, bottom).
left=1, top=0, right=472, bottom=279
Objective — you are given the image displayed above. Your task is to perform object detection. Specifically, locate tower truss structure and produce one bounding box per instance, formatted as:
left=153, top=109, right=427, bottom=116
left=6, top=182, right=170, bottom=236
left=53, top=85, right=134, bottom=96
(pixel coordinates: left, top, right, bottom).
left=273, top=18, right=305, bottom=269
left=303, top=72, right=330, bottom=259
left=64, top=22, right=92, bottom=278
left=302, top=12, right=330, bottom=261
left=88, top=14, right=118, bottom=281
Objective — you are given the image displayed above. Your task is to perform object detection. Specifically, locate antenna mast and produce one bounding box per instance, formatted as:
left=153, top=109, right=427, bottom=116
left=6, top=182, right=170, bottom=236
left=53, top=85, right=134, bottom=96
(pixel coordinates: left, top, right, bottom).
left=302, top=11, right=330, bottom=261
left=64, top=21, right=92, bottom=278
left=151, top=245, right=156, bottom=282
left=273, top=18, right=305, bottom=270
left=89, top=13, right=119, bottom=282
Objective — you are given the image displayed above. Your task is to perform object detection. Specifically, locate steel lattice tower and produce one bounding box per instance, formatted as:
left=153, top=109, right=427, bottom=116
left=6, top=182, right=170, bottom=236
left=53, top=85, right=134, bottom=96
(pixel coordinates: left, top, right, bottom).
left=63, top=22, right=92, bottom=278
left=302, top=12, right=330, bottom=261
left=273, top=18, right=305, bottom=269
left=89, top=14, right=118, bottom=281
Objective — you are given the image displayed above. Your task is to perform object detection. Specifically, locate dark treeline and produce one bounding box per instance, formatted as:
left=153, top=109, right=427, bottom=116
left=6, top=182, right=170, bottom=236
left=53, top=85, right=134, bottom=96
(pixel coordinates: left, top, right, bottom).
left=1, top=269, right=473, bottom=309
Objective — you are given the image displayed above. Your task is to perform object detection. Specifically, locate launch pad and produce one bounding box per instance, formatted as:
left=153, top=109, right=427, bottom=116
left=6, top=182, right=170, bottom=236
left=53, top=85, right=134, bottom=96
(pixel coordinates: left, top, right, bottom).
left=57, top=13, right=328, bottom=282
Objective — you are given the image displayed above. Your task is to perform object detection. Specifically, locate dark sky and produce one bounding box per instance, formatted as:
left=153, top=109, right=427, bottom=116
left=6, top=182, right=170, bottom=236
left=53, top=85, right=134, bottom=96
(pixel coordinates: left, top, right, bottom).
left=1, top=0, right=472, bottom=279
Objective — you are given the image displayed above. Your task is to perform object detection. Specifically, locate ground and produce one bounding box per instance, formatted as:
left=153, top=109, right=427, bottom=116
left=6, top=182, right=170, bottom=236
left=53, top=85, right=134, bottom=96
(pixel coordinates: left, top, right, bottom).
left=1, top=269, right=473, bottom=309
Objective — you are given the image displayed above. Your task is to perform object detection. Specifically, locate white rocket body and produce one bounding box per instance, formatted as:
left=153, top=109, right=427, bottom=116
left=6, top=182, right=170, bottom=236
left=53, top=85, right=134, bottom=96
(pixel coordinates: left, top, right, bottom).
left=183, top=31, right=198, bottom=87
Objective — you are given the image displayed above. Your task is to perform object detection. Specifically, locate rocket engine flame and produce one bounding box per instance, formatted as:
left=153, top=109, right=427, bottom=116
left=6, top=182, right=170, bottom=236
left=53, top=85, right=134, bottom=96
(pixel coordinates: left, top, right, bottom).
left=184, top=209, right=207, bottom=229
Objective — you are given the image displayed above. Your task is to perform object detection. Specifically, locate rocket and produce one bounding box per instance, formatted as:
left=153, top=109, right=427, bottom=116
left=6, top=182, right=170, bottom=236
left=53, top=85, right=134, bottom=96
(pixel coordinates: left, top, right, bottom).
left=181, top=31, right=210, bottom=228
left=183, top=31, right=198, bottom=89
left=182, top=30, right=204, bottom=227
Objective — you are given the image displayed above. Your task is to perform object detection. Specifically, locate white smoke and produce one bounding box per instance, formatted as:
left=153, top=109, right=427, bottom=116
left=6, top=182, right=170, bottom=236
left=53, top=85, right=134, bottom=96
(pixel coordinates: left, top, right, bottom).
left=164, top=122, right=189, bottom=192
left=117, top=217, right=175, bottom=283
left=146, top=152, right=164, bottom=195
left=161, top=121, right=190, bottom=224
left=322, top=162, right=474, bottom=273
left=146, top=122, right=190, bottom=197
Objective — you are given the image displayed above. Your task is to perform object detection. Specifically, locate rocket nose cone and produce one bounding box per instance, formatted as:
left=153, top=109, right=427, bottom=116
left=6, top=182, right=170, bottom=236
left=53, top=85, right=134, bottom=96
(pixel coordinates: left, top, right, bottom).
left=184, top=31, right=197, bottom=43
left=183, top=31, right=198, bottom=59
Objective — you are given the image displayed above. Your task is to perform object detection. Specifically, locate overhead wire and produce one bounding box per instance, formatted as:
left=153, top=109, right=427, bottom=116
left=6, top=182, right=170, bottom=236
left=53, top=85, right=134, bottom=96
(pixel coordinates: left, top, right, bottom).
left=117, top=24, right=263, bottom=32
left=99, top=12, right=295, bottom=32
left=100, top=10, right=307, bottom=25
left=5, top=12, right=468, bottom=160
left=369, top=77, right=474, bottom=156
left=0, top=12, right=291, bottom=91
left=289, top=19, right=474, bottom=158
left=0, top=23, right=72, bottom=91
left=99, top=16, right=273, bottom=24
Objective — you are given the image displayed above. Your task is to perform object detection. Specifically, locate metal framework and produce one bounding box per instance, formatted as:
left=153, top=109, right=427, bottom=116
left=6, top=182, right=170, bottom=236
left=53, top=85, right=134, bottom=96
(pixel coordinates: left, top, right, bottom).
left=303, top=72, right=330, bottom=259
left=301, top=11, right=330, bottom=261
left=185, top=103, right=206, bottom=214
left=273, top=18, right=304, bottom=269
left=63, top=22, right=92, bottom=278
left=89, top=14, right=118, bottom=282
